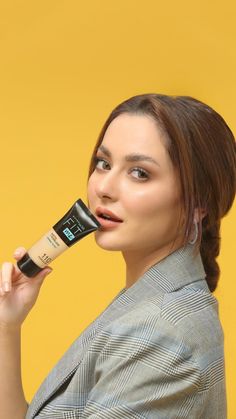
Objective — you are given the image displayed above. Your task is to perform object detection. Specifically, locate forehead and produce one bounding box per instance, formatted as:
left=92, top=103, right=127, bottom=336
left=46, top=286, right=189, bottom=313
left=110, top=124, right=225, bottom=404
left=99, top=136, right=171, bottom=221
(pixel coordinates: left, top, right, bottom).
left=101, top=113, right=170, bottom=162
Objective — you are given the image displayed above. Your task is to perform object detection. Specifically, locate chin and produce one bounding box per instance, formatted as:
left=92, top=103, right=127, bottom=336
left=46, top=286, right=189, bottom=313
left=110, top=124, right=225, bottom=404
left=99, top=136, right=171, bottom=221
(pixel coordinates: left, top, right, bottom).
left=94, top=233, right=124, bottom=251
left=95, top=231, right=116, bottom=250
left=95, top=241, right=122, bottom=251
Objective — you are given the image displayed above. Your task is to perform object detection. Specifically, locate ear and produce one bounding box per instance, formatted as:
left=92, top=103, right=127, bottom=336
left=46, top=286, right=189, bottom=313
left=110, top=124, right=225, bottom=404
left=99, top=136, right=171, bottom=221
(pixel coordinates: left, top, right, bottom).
left=193, top=208, right=207, bottom=223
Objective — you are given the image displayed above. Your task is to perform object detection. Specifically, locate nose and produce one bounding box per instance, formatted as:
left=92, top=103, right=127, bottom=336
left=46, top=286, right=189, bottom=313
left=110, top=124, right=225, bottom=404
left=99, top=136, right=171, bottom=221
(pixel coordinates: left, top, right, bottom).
left=95, top=169, right=119, bottom=201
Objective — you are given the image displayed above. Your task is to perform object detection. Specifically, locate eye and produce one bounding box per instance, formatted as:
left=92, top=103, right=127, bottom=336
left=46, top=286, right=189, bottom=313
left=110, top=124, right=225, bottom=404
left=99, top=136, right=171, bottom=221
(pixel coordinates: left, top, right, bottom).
left=94, top=157, right=110, bottom=170
left=130, top=167, right=149, bottom=181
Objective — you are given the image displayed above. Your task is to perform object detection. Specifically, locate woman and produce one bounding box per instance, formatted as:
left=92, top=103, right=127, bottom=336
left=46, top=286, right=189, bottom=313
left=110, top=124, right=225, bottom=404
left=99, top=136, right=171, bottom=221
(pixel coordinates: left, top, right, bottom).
left=0, top=94, right=235, bottom=418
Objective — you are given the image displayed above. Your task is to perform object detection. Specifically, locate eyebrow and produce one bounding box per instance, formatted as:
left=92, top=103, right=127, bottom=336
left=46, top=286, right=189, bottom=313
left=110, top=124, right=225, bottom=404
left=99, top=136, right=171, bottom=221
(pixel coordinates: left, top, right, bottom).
left=97, top=144, right=161, bottom=167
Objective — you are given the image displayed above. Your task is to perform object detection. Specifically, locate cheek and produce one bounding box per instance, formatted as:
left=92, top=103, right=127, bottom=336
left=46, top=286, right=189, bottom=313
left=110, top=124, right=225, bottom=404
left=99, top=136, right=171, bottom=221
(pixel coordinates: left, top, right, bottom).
left=123, top=185, right=173, bottom=216
left=124, top=186, right=182, bottom=230
left=87, top=175, right=96, bottom=204
left=121, top=186, right=155, bottom=210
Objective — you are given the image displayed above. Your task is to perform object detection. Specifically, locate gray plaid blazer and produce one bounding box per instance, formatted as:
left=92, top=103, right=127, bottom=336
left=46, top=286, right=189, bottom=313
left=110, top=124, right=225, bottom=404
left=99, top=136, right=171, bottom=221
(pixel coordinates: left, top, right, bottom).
left=26, top=244, right=226, bottom=418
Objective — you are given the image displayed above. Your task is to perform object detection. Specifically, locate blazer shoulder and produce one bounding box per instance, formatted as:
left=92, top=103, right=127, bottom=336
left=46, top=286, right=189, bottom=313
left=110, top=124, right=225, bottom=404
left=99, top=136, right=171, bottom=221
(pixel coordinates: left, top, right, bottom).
left=98, top=282, right=224, bottom=370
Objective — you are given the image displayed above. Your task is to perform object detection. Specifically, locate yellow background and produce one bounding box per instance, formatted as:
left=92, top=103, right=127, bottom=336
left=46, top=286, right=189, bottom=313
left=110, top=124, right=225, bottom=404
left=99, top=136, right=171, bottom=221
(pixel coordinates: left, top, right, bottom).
left=0, top=0, right=235, bottom=416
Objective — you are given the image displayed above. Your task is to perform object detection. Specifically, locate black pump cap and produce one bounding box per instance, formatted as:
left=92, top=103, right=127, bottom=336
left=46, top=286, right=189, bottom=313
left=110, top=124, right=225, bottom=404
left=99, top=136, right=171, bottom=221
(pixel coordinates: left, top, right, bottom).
left=17, top=253, right=43, bottom=277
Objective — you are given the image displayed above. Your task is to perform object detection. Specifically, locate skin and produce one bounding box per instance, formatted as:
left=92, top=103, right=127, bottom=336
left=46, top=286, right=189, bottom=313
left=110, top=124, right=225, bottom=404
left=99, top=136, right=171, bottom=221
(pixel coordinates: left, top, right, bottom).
left=87, top=113, right=187, bottom=289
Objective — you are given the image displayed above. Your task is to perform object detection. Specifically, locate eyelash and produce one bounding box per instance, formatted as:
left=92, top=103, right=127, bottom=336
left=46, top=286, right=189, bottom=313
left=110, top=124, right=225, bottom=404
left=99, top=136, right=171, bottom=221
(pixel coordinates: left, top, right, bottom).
left=93, top=157, right=150, bottom=181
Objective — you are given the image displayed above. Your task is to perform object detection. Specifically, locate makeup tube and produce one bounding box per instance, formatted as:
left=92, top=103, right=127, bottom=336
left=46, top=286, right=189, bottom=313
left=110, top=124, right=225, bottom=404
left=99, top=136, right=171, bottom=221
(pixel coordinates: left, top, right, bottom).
left=17, top=199, right=101, bottom=277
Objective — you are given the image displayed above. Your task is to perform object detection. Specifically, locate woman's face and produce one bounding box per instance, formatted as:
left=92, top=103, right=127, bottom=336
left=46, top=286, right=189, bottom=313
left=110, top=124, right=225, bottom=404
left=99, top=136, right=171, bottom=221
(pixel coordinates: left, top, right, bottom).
left=87, top=113, right=184, bottom=257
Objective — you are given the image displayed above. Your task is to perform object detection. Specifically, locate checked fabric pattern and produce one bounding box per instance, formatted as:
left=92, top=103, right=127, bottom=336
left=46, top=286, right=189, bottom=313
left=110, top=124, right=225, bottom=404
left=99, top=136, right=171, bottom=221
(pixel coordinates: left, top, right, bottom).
left=26, top=244, right=226, bottom=419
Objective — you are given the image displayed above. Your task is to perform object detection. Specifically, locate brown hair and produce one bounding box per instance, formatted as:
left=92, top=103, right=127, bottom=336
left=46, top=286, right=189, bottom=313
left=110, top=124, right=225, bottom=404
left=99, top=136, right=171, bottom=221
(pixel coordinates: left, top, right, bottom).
left=87, top=94, right=236, bottom=292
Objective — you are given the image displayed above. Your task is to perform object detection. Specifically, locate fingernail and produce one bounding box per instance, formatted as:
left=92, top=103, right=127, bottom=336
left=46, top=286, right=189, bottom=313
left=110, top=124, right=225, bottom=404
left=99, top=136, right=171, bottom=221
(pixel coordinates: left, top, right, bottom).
left=14, top=250, right=21, bottom=257
left=3, top=282, right=11, bottom=292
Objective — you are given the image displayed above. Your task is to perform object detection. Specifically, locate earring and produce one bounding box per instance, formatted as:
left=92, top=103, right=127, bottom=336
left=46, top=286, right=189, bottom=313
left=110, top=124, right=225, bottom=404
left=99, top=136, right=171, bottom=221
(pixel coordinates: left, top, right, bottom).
left=188, top=220, right=198, bottom=245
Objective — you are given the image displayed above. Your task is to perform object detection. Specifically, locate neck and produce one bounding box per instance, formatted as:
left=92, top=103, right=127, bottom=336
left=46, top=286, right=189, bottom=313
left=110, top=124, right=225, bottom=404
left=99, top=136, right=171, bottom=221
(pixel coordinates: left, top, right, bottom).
left=123, top=242, right=182, bottom=289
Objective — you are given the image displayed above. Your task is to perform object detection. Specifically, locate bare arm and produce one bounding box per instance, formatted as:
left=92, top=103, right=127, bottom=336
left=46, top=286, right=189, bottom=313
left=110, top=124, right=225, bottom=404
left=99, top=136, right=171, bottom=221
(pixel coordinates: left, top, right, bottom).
left=0, top=248, right=52, bottom=419
left=0, top=324, right=27, bottom=419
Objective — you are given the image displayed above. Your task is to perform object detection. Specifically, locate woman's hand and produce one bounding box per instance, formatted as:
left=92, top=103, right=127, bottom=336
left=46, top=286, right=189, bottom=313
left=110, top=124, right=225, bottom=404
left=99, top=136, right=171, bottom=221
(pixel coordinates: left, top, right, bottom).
left=0, top=247, right=52, bottom=328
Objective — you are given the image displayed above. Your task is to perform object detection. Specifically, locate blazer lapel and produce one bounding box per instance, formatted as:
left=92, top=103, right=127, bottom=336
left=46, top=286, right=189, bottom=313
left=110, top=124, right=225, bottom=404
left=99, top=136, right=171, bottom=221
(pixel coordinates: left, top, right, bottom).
left=27, top=244, right=206, bottom=418
left=26, top=287, right=126, bottom=418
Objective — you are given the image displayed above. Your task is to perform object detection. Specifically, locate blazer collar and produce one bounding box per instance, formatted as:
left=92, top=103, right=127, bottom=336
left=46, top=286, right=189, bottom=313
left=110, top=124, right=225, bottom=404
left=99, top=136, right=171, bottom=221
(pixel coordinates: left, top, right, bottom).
left=124, top=243, right=206, bottom=296
left=27, top=243, right=206, bottom=418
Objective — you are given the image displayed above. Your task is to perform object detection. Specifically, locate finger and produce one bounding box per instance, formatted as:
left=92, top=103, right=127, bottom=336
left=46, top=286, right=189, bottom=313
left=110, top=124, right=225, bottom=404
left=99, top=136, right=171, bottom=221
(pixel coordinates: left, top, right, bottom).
left=30, top=267, right=53, bottom=288
left=1, top=262, right=14, bottom=293
left=37, top=267, right=53, bottom=280
left=0, top=270, right=4, bottom=296
left=0, top=270, right=2, bottom=295
left=13, top=247, right=27, bottom=261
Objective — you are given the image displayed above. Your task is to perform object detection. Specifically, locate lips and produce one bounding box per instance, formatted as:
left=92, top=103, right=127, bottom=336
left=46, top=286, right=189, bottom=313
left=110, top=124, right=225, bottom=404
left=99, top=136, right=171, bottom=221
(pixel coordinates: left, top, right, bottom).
left=95, top=207, right=123, bottom=223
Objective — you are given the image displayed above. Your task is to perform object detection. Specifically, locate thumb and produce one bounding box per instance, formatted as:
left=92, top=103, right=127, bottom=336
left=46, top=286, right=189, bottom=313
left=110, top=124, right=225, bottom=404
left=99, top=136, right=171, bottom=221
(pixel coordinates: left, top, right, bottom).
left=31, top=267, right=53, bottom=287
